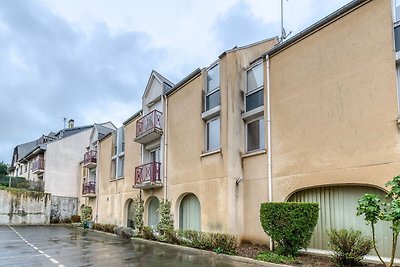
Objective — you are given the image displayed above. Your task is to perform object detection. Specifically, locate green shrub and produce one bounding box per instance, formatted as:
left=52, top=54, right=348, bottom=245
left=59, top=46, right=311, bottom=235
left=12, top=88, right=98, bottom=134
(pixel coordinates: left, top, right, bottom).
left=142, top=226, right=156, bottom=240
left=157, top=199, right=175, bottom=243
left=133, top=196, right=144, bottom=232
left=71, top=215, right=81, bottom=223
left=328, top=229, right=372, bottom=266
left=256, top=251, right=297, bottom=264
left=260, top=202, right=319, bottom=256
left=210, top=232, right=236, bottom=255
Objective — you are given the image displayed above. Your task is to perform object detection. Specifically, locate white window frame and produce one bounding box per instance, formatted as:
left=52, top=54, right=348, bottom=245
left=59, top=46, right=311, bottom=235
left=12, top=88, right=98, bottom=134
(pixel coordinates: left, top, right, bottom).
left=245, top=116, right=265, bottom=153
left=245, top=61, right=264, bottom=113
left=205, top=116, right=220, bottom=152
left=204, top=61, right=220, bottom=112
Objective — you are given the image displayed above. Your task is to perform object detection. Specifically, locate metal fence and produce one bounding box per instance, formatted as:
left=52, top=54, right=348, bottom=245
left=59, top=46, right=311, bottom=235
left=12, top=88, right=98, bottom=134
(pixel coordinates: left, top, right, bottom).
left=0, top=176, right=44, bottom=192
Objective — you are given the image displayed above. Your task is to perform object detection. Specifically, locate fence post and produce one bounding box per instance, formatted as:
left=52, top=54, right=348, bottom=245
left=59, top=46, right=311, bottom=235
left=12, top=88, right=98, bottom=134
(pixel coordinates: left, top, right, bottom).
left=8, top=176, right=11, bottom=188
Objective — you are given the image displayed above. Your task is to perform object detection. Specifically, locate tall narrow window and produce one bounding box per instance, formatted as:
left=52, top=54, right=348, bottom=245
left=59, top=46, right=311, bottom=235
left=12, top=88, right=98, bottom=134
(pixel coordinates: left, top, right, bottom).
left=206, top=117, right=220, bottom=151
left=205, top=64, right=220, bottom=111
left=247, top=118, right=265, bottom=152
left=246, top=63, right=264, bottom=112
left=394, top=0, right=400, bottom=52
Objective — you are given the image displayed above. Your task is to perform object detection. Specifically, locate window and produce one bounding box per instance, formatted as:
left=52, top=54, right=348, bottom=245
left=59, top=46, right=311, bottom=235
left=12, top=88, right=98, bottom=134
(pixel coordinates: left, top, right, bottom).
left=246, top=63, right=264, bottom=112
left=395, top=0, right=400, bottom=22
left=247, top=117, right=265, bottom=152
left=205, top=64, right=220, bottom=111
left=117, top=156, right=124, bottom=178
left=150, top=148, right=160, bottom=162
left=111, top=159, right=116, bottom=179
left=206, top=117, right=220, bottom=151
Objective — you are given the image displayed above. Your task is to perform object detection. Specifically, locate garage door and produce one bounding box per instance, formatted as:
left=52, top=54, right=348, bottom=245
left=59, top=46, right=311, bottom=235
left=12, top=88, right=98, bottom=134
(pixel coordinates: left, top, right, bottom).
left=288, top=186, right=396, bottom=257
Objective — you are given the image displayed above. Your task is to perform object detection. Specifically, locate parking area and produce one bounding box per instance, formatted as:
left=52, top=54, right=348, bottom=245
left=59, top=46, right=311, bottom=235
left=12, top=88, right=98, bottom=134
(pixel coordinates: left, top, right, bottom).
left=0, top=225, right=261, bottom=267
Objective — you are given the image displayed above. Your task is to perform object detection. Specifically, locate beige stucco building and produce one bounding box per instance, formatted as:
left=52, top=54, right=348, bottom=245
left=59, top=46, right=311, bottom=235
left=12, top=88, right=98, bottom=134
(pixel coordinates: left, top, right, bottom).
left=80, top=0, right=399, bottom=257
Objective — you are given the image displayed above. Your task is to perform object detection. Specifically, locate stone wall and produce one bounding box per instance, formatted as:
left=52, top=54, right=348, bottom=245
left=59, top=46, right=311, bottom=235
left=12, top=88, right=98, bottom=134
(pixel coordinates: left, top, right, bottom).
left=0, top=188, right=51, bottom=224
left=50, top=195, right=77, bottom=222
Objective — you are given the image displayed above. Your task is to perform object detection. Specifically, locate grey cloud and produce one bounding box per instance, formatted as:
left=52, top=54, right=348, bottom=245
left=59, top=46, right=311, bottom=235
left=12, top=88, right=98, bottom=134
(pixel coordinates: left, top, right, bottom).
left=0, top=0, right=167, bottom=163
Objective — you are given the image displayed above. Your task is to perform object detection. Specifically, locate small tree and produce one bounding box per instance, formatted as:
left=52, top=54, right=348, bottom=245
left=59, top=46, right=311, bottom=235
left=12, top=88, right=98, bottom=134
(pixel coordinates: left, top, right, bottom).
left=357, top=175, right=400, bottom=267
left=0, top=162, right=8, bottom=178
left=157, top=199, right=174, bottom=239
left=132, top=196, right=144, bottom=232
left=81, top=205, right=92, bottom=229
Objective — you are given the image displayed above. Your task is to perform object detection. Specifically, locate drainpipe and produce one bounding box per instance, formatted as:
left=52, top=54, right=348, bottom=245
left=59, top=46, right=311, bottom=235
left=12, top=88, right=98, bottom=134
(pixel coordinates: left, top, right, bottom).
left=163, top=96, right=168, bottom=200
left=266, top=55, right=274, bottom=251
left=95, top=140, right=100, bottom=223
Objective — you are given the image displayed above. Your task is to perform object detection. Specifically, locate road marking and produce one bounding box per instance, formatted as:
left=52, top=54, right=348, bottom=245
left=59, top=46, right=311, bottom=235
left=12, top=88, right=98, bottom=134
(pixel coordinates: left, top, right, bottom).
left=8, top=225, right=65, bottom=266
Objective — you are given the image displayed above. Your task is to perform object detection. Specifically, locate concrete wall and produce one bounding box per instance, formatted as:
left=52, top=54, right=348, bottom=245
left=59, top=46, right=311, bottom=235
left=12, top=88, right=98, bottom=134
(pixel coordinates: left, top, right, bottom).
left=45, top=129, right=91, bottom=198
left=50, top=195, right=77, bottom=222
left=0, top=189, right=51, bottom=224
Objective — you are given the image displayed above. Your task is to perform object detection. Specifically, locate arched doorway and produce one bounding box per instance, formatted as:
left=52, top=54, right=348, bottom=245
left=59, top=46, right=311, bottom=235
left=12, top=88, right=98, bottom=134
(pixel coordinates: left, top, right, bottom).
left=126, top=199, right=134, bottom=228
left=179, top=193, right=201, bottom=231
left=147, top=197, right=160, bottom=228
left=288, top=185, right=395, bottom=257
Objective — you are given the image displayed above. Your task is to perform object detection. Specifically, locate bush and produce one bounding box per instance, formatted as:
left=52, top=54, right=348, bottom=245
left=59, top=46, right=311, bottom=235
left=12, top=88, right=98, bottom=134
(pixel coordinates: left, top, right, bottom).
left=113, top=226, right=123, bottom=236
left=328, top=229, right=373, bottom=266
left=71, top=215, right=81, bottom=223
left=210, top=232, right=237, bottom=255
left=142, top=226, right=156, bottom=240
left=256, top=251, right=297, bottom=264
left=260, top=202, right=319, bottom=256
left=176, top=230, right=236, bottom=255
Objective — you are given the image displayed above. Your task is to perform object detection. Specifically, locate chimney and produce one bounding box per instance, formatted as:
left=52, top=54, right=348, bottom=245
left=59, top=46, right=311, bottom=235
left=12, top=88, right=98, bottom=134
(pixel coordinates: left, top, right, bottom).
left=68, top=119, right=75, bottom=128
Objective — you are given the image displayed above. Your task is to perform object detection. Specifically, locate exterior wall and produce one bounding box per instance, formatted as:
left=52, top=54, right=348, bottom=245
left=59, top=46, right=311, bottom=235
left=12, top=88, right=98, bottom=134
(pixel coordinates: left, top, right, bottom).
left=50, top=195, right=77, bottom=222
left=96, top=118, right=143, bottom=226
left=44, top=129, right=91, bottom=198
left=269, top=0, right=397, bottom=202
left=0, top=189, right=51, bottom=224
left=166, top=39, right=276, bottom=237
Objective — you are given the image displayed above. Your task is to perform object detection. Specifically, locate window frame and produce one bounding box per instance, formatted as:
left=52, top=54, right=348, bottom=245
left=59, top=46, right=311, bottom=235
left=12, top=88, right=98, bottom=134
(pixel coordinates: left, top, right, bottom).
left=205, top=116, right=220, bottom=152
left=245, top=116, right=265, bottom=153
left=204, top=62, right=220, bottom=112
left=245, top=61, right=264, bottom=113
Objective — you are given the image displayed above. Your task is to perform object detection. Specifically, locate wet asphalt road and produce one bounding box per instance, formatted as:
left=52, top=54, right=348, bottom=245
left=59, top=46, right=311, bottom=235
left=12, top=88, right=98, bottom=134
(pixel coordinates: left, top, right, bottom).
left=0, top=225, right=257, bottom=267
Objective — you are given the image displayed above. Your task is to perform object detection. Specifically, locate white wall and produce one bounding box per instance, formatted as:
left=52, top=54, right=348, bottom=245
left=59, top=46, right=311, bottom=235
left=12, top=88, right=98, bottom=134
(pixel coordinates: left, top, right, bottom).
left=44, top=129, right=91, bottom=197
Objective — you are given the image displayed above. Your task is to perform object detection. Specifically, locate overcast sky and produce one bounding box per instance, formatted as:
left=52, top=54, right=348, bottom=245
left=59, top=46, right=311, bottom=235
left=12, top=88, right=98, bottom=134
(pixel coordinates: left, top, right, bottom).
left=0, top=0, right=352, bottom=163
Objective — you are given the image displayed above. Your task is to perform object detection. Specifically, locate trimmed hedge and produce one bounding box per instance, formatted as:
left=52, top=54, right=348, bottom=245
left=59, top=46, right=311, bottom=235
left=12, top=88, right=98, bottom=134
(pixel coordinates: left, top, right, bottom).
left=260, top=202, right=319, bottom=256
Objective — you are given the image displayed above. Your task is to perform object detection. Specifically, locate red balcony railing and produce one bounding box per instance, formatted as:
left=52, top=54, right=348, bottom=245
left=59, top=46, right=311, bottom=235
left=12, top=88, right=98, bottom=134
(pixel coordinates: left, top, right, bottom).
left=134, top=162, right=162, bottom=188
left=82, top=181, right=96, bottom=195
left=31, top=159, right=44, bottom=174
left=135, top=110, right=163, bottom=143
left=83, top=150, right=97, bottom=168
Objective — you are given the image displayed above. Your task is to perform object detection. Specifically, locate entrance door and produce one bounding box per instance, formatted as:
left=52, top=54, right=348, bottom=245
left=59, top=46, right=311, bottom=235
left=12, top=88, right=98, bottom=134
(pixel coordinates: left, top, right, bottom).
left=179, top=194, right=201, bottom=231
left=148, top=197, right=160, bottom=227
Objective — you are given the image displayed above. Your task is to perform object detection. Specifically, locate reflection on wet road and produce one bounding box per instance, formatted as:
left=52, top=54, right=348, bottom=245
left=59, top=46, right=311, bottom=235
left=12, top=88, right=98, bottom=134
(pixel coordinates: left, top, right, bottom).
left=0, top=225, right=258, bottom=267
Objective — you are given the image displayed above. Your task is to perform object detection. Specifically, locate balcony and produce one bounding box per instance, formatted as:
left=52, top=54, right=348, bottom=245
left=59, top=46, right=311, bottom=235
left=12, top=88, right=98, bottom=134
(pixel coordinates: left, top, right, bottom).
left=82, top=181, right=96, bottom=197
left=83, top=150, right=97, bottom=168
left=133, top=162, right=162, bottom=189
left=135, top=110, right=163, bottom=144
left=31, top=159, right=44, bottom=174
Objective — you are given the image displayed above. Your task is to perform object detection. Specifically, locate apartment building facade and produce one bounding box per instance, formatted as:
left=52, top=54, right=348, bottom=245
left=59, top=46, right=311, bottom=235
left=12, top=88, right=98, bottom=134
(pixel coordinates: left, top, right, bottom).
left=32, top=0, right=400, bottom=258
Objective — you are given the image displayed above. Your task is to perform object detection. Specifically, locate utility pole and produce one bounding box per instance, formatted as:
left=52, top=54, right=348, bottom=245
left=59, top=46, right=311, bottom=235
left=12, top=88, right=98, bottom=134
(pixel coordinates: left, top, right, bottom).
left=280, top=0, right=292, bottom=43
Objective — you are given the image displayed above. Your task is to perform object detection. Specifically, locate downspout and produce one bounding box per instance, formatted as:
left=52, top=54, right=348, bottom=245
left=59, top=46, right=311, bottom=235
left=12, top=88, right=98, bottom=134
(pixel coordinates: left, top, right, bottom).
left=95, top=140, right=100, bottom=223
left=266, top=55, right=274, bottom=251
left=163, top=96, right=168, bottom=200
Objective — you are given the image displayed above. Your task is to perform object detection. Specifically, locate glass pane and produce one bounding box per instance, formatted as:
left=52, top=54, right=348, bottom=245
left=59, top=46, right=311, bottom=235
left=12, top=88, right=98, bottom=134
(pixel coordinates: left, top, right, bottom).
left=206, top=90, right=220, bottom=110
left=207, top=64, right=220, bottom=92
left=247, top=64, right=263, bottom=93
left=395, top=25, right=400, bottom=52
left=207, top=118, right=220, bottom=151
left=247, top=120, right=260, bottom=151
left=396, top=0, right=400, bottom=21
left=246, top=89, right=263, bottom=111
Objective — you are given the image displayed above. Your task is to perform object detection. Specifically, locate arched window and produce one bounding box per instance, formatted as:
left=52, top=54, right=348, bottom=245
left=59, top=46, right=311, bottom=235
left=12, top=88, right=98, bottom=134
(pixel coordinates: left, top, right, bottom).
left=148, top=197, right=160, bottom=227
left=126, top=199, right=134, bottom=228
left=179, top=193, right=201, bottom=231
